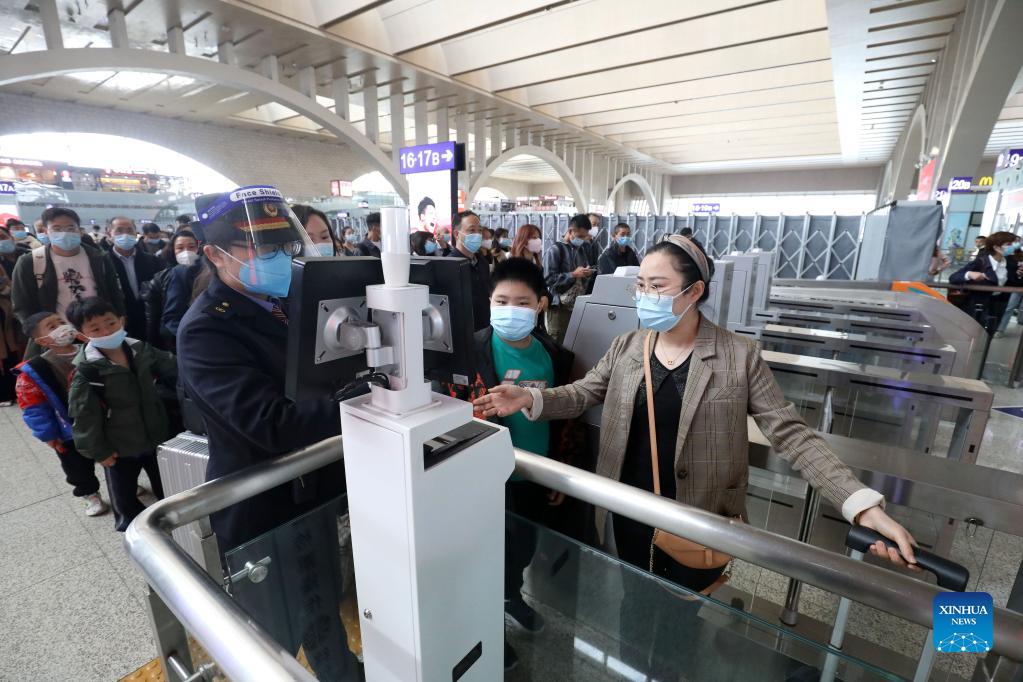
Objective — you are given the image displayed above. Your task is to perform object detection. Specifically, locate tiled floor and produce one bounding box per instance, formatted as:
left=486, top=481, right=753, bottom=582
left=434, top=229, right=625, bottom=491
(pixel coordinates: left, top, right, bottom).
left=0, top=403, right=154, bottom=681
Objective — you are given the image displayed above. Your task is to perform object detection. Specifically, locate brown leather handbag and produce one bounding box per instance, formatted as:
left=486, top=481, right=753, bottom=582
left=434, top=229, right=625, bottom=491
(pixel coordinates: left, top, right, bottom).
left=643, top=331, right=733, bottom=573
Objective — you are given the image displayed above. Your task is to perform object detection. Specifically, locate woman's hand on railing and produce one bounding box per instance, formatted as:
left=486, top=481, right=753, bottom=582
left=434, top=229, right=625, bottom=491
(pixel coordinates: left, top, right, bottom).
left=856, top=506, right=923, bottom=572
left=474, top=385, right=533, bottom=418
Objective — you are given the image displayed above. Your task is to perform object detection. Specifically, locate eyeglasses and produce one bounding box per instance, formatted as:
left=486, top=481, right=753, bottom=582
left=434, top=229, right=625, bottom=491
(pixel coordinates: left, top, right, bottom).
left=233, top=241, right=304, bottom=260
left=627, top=281, right=698, bottom=304
left=626, top=283, right=684, bottom=304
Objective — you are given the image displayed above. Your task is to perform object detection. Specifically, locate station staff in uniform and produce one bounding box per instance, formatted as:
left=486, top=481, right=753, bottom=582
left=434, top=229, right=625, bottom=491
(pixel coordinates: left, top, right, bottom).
left=476, top=234, right=920, bottom=676
left=176, top=186, right=355, bottom=680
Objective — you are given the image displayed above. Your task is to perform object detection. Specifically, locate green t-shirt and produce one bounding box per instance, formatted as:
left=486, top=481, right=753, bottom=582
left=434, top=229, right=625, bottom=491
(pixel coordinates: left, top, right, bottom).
left=491, top=333, right=554, bottom=458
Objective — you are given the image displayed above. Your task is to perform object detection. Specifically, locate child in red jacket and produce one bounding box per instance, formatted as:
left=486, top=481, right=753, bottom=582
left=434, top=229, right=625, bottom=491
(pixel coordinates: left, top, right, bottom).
left=15, top=311, right=109, bottom=516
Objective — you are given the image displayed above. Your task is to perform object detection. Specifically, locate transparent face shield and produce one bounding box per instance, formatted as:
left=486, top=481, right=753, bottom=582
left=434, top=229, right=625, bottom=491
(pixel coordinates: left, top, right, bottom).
left=200, top=185, right=317, bottom=261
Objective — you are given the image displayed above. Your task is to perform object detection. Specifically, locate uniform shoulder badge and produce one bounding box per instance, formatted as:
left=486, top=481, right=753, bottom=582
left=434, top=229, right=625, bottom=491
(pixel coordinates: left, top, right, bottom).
left=204, top=300, right=232, bottom=316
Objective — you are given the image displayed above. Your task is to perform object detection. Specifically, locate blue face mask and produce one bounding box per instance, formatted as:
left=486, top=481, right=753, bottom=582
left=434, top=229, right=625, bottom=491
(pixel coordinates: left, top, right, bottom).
left=37, top=234, right=50, bottom=246
left=88, top=327, right=128, bottom=350
left=49, top=231, right=82, bottom=251
left=0, top=240, right=15, bottom=254
left=490, top=305, right=538, bottom=342
left=424, top=240, right=438, bottom=255
left=314, top=242, right=335, bottom=257
left=570, top=237, right=585, bottom=247
left=113, top=234, right=137, bottom=250
left=499, top=238, right=512, bottom=248
left=11, top=230, right=27, bottom=240
left=635, top=283, right=697, bottom=333
left=462, top=232, right=483, bottom=254
left=221, top=247, right=294, bottom=298
left=345, top=233, right=359, bottom=244
left=146, top=238, right=163, bottom=245
left=617, top=236, right=632, bottom=247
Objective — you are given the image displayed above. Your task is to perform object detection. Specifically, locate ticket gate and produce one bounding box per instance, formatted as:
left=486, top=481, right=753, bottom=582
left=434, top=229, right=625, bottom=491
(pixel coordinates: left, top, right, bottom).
left=735, top=324, right=958, bottom=376
left=768, top=286, right=986, bottom=378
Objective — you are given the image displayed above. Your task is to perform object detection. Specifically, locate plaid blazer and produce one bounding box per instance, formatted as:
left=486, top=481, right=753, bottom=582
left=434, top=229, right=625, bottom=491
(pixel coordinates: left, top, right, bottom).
left=536, top=315, right=868, bottom=544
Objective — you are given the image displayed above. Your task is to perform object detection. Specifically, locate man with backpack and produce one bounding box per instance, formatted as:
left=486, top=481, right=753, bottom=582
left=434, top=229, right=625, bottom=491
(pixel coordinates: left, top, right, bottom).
left=542, top=214, right=596, bottom=344
left=10, top=207, right=125, bottom=353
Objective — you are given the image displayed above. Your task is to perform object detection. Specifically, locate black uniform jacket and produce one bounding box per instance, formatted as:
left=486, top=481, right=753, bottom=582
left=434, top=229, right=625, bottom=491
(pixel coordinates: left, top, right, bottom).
left=176, top=274, right=343, bottom=549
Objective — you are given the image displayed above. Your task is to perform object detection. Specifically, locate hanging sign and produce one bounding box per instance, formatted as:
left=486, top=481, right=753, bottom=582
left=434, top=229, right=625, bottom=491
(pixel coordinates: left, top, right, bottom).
left=692, top=202, right=720, bottom=213
left=398, top=142, right=457, bottom=175
left=996, top=148, right=1023, bottom=170
left=402, top=143, right=465, bottom=235
left=949, top=177, right=973, bottom=192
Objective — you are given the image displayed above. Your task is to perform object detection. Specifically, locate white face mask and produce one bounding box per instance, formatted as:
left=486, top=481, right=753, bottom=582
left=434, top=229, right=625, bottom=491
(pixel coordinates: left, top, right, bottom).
left=43, top=324, right=77, bottom=346
left=371, top=241, right=381, bottom=249
left=175, top=250, right=199, bottom=266
left=527, top=238, right=543, bottom=254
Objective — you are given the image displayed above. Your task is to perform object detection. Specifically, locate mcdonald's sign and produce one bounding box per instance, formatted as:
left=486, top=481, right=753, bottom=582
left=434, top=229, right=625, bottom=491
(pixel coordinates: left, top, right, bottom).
left=978, top=176, right=993, bottom=186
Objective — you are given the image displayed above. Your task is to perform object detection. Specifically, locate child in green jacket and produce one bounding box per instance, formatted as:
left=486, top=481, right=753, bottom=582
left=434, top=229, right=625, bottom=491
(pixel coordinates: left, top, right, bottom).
left=67, top=296, right=177, bottom=531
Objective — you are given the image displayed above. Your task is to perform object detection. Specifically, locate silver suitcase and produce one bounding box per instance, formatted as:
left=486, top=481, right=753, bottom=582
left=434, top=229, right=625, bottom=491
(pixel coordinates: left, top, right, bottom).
left=156, top=432, right=220, bottom=575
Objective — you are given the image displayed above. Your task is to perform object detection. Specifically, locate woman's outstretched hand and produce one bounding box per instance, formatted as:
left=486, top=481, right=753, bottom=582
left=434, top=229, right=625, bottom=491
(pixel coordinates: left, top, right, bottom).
left=473, top=385, right=533, bottom=418
left=857, top=506, right=923, bottom=572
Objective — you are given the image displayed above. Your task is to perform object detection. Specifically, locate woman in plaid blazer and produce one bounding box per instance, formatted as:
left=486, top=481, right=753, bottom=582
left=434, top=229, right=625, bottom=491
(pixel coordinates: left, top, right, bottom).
left=476, top=236, right=920, bottom=583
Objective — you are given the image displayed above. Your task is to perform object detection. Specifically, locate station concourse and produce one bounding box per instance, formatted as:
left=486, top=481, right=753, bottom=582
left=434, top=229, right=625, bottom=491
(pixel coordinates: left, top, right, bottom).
left=2, top=1, right=1023, bottom=681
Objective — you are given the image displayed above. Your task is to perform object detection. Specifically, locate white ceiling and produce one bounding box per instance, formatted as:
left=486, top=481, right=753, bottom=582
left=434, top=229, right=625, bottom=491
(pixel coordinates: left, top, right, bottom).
left=489, top=155, right=565, bottom=184
left=0, top=0, right=1018, bottom=183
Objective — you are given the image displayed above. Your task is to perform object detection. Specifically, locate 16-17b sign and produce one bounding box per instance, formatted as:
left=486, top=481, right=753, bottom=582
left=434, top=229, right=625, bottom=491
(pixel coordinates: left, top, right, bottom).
left=399, top=141, right=457, bottom=175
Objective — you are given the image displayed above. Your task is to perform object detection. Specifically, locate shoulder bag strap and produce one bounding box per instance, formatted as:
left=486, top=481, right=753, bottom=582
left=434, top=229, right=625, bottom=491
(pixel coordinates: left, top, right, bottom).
left=643, top=330, right=661, bottom=497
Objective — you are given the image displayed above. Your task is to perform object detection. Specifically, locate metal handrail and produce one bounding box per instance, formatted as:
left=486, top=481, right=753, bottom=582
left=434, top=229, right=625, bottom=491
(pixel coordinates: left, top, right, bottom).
left=124, top=437, right=342, bottom=682
left=513, top=449, right=1023, bottom=663
left=125, top=437, right=1023, bottom=682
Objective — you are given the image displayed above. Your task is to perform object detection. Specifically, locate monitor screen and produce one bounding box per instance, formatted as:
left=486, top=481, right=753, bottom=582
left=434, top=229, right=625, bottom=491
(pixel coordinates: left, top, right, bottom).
left=285, top=256, right=476, bottom=402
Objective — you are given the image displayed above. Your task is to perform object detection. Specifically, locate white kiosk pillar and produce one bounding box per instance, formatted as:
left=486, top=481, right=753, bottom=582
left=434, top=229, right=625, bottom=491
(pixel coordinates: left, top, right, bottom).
left=340, top=208, right=513, bottom=681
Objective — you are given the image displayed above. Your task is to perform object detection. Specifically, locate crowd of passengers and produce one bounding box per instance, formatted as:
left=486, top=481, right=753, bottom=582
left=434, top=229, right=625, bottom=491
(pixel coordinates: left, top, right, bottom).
left=3, top=189, right=978, bottom=677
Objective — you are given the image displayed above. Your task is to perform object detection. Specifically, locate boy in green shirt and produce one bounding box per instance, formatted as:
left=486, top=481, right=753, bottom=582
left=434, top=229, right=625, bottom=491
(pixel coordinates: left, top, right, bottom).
left=453, top=258, right=580, bottom=671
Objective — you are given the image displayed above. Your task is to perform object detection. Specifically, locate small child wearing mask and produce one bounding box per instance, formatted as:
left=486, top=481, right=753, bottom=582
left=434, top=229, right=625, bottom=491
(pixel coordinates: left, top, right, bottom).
left=15, top=311, right=110, bottom=517
left=66, top=296, right=177, bottom=531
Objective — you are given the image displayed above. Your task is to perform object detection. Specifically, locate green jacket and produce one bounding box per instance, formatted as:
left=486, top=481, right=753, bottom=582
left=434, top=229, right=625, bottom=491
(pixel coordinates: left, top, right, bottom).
left=11, top=244, right=125, bottom=325
left=68, top=339, right=178, bottom=460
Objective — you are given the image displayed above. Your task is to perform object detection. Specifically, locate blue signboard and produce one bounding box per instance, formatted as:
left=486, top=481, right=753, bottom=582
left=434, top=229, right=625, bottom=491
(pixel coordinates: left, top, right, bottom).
left=398, top=142, right=457, bottom=175
left=0, top=181, right=15, bottom=195
left=996, top=148, right=1023, bottom=170
left=692, top=202, right=720, bottom=214
left=949, top=177, right=973, bottom=192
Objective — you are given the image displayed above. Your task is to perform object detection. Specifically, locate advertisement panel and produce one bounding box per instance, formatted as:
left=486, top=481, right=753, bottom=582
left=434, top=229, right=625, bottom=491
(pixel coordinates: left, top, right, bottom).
left=915, top=158, right=937, bottom=200
left=400, top=143, right=465, bottom=235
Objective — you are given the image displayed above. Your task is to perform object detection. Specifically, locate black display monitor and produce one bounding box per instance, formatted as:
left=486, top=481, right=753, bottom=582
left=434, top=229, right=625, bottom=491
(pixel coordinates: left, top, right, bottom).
left=285, top=256, right=477, bottom=402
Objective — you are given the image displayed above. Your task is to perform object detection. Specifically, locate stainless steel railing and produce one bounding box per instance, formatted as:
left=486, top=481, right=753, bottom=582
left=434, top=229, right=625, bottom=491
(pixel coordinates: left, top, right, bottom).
left=126, top=437, right=1023, bottom=682
left=124, top=437, right=342, bottom=682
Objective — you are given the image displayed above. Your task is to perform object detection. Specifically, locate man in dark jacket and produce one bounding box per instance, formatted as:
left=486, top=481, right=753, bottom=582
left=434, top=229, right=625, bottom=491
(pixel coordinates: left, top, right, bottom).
left=451, top=210, right=491, bottom=330
left=11, top=206, right=125, bottom=327
left=356, top=211, right=382, bottom=257
left=140, top=223, right=166, bottom=256
left=542, top=214, right=595, bottom=344
left=106, top=217, right=162, bottom=341
left=177, top=188, right=353, bottom=679
left=597, top=222, right=641, bottom=275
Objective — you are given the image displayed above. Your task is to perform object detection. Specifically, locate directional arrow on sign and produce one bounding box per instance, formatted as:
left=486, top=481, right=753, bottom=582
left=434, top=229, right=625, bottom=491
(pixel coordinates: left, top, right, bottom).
left=442, top=149, right=454, bottom=162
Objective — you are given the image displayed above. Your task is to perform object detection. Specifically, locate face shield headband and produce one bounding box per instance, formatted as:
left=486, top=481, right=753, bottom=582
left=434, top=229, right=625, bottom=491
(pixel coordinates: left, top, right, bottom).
left=199, top=185, right=316, bottom=256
